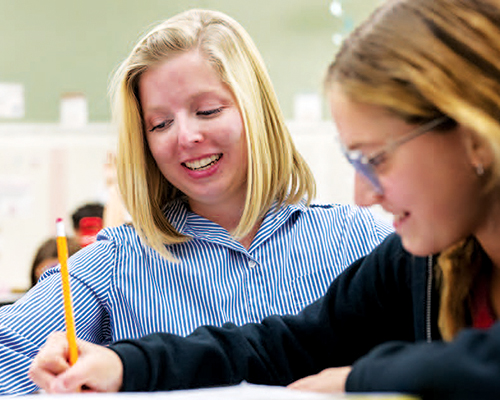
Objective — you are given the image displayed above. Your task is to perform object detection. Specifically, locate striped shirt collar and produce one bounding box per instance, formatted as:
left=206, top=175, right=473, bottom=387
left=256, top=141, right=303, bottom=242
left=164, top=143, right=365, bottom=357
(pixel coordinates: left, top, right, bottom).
left=164, top=198, right=307, bottom=253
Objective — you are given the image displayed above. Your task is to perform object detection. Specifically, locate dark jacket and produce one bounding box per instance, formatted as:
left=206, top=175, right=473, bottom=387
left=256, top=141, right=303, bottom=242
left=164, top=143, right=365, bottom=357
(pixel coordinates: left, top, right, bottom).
left=110, top=233, right=500, bottom=399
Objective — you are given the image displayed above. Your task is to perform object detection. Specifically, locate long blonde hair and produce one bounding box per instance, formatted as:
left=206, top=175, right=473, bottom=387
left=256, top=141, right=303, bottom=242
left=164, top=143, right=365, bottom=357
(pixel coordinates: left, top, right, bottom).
left=110, top=9, right=315, bottom=261
left=326, top=0, right=500, bottom=340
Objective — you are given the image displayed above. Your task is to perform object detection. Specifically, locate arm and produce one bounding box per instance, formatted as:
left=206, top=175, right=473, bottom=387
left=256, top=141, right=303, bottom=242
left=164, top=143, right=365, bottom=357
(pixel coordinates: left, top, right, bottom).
left=29, top=234, right=416, bottom=393
left=109, top=234, right=416, bottom=392
left=346, top=323, right=500, bottom=400
left=0, top=239, right=114, bottom=394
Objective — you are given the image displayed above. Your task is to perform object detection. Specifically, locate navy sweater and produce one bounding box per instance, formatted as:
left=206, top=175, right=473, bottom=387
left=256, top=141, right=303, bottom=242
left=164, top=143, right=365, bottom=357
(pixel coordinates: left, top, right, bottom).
left=110, top=233, right=500, bottom=399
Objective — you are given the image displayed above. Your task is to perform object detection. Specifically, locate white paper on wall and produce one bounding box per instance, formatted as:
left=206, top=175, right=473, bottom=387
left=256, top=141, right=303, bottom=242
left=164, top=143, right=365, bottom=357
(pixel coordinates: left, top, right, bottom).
left=0, top=83, right=25, bottom=118
left=0, top=175, right=32, bottom=218
left=60, top=92, right=88, bottom=128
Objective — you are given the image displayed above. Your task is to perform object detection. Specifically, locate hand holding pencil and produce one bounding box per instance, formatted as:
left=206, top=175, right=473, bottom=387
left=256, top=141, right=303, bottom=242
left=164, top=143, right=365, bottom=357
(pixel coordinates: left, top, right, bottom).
left=29, top=331, right=124, bottom=393
left=28, top=219, right=124, bottom=393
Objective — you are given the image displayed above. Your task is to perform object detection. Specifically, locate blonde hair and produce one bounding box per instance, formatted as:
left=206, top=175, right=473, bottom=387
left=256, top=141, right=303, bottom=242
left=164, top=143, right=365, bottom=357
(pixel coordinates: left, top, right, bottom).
left=111, top=9, right=315, bottom=261
left=326, top=0, right=500, bottom=339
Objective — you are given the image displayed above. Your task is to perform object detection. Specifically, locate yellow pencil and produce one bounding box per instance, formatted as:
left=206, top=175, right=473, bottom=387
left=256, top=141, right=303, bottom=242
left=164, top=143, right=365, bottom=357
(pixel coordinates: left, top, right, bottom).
left=56, top=218, right=78, bottom=365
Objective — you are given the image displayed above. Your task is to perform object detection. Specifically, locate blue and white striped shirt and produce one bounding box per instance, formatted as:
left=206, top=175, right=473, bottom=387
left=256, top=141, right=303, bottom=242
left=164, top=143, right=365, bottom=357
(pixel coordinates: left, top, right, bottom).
left=0, top=199, right=392, bottom=394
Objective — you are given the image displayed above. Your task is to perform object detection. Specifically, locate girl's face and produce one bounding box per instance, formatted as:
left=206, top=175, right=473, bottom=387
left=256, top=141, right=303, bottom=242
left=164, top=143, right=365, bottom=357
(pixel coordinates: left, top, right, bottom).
left=330, top=89, right=486, bottom=256
left=139, top=51, right=248, bottom=217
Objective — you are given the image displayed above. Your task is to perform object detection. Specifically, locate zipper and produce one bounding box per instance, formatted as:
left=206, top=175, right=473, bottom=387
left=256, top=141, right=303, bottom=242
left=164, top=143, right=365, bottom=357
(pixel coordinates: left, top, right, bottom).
left=426, top=254, right=433, bottom=343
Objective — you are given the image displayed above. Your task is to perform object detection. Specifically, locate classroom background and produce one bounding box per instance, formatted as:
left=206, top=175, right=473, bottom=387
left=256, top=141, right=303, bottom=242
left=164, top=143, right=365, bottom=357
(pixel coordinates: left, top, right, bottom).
left=0, top=0, right=384, bottom=292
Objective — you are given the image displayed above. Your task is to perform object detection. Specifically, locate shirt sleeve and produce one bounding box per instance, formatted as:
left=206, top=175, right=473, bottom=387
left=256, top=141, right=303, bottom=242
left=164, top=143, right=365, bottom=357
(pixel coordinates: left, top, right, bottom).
left=0, top=234, right=116, bottom=394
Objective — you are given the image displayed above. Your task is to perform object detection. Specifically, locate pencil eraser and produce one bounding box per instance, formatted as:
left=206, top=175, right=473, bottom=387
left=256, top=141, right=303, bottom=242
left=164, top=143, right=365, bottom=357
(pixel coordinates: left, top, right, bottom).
left=56, top=219, right=65, bottom=237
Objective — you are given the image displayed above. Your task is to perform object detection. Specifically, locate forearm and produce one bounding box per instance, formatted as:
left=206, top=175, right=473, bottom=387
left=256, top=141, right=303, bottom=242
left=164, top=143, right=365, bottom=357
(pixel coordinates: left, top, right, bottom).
left=347, top=324, right=500, bottom=400
left=0, top=273, right=105, bottom=394
left=110, top=304, right=340, bottom=392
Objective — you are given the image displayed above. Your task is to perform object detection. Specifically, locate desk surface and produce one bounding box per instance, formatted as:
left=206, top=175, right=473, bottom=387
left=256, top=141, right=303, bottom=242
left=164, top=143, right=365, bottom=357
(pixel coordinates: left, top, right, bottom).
left=32, top=383, right=418, bottom=399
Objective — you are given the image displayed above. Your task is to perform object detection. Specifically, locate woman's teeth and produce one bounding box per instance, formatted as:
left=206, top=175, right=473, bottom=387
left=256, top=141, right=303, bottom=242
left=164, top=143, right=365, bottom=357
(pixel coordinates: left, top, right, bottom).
left=184, top=154, right=221, bottom=171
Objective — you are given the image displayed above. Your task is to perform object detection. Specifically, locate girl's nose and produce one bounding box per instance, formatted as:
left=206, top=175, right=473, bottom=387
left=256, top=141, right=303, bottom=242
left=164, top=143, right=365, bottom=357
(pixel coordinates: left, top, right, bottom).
left=354, top=173, right=383, bottom=207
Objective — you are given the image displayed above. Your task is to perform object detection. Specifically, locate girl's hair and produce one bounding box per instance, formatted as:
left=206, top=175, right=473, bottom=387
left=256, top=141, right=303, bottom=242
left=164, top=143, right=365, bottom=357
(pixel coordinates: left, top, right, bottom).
left=326, top=0, right=500, bottom=339
left=30, top=237, right=80, bottom=288
left=110, top=9, right=315, bottom=261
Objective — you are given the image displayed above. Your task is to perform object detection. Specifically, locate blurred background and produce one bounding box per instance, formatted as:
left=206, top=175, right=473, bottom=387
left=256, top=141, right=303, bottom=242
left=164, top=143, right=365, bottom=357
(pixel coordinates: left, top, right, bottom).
left=0, top=0, right=382, bottom=292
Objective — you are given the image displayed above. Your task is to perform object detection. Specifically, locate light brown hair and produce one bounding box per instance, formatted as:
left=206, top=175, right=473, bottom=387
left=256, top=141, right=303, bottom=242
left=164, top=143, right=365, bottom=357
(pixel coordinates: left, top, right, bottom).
left=326, top=0, right=500, bottom=339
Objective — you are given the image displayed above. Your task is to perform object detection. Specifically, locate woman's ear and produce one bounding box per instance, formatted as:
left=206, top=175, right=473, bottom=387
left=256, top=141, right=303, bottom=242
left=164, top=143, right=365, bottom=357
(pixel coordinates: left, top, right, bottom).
left=462, top=126, right=494, bottom=174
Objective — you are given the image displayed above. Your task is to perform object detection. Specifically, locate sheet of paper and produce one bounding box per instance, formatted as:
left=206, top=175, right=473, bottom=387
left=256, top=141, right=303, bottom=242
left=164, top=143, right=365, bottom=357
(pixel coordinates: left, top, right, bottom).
left=31, top=382, right=417, bottom=399
left=0, top=83, right=24, bottom=118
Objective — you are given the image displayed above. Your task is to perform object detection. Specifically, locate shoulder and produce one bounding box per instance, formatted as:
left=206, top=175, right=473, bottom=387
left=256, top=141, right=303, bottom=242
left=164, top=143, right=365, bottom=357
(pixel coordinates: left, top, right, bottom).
left=96, top=224, right=142, bottom=248
left=298, top=203, right=393, bottom=236
left=356, top=233, right=426, bottom=279
left=71, top=224, right=146, bottom=269
left=300, top=202, right=379, bottom=221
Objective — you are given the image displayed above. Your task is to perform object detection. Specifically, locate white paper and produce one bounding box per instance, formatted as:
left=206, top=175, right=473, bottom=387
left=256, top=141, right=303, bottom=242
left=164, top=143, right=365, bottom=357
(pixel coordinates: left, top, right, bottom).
left=30, top=383, right=415, bottom=399
left=0, top=83, right=24, bottom=118
left=60, top=93, right=88, bottom=128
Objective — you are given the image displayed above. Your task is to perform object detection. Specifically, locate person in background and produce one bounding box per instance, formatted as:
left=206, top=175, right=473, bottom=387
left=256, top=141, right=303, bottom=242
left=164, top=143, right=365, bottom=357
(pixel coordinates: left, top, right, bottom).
left=29, top=237, right=80, bottom=288
left=71, top=203, right=104, bottom=247
left=0, top=9, right=391, bottom=394
left=29, top=1, right=500, bottom=399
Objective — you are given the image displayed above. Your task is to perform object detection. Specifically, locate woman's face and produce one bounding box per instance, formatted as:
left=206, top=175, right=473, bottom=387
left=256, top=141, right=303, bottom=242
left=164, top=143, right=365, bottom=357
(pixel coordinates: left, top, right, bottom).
left=139, top=51, right=248, bottom=217
left=330, top=89, right=486, bottom=256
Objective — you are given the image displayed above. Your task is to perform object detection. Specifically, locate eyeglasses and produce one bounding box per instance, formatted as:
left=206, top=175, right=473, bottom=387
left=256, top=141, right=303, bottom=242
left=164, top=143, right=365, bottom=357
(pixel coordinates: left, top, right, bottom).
left=342, top=116, right=449, bottom=194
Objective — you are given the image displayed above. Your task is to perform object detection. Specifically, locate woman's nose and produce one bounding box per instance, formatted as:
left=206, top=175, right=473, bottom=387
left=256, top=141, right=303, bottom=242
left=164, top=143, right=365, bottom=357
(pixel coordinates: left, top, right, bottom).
left=354, top=173, right=383, bottom=207
left=176, top=115, right=203, bottom=146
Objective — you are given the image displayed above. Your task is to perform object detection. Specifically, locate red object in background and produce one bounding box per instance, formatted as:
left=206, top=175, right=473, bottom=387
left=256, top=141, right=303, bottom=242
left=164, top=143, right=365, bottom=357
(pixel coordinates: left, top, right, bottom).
left=78, top=217, right=103, bottom=247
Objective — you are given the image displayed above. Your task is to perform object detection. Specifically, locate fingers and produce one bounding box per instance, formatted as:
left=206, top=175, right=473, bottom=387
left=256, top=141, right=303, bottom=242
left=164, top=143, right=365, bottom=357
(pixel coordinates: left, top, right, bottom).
left=287, top=374, right=321, bottom=392
left=287, top=366, right=351, bottom=393
left=28, top=332, right=70, bottom=392
left=30, top=332, right=124, bottom=393
left=48, top=341, right=123, bottom=393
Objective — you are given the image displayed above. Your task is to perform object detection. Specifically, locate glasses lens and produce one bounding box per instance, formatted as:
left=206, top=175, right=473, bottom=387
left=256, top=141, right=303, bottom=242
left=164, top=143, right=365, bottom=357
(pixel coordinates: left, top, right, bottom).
left=345, top=151, right=383, bottom=194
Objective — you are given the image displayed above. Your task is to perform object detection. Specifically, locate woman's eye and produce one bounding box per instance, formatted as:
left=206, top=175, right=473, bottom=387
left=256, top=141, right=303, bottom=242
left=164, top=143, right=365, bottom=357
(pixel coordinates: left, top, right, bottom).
left=149, top=120, right=172, bottom=133
left=197, top=108, right=222, bottom=117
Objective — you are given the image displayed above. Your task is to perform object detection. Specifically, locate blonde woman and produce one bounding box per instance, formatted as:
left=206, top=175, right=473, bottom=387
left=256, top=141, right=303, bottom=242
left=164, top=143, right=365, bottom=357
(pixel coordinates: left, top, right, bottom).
left=29, top=1, right=500, bottom=398
left=0, top=9, right=390, bottom=395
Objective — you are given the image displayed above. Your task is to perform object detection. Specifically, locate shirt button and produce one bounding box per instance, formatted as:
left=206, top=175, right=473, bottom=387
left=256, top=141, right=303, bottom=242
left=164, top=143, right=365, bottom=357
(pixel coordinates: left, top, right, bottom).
left=248, top=260, right=256, bottom=268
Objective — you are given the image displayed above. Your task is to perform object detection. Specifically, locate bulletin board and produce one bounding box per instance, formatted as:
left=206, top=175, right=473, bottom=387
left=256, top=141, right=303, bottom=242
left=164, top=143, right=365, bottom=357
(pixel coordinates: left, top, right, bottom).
left=0, top=123, right=116, bottom=290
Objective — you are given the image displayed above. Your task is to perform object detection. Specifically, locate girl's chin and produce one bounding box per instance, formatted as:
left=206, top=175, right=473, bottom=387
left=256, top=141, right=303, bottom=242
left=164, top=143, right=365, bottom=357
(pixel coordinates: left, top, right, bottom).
left=399, top=235, right=437, bottom=257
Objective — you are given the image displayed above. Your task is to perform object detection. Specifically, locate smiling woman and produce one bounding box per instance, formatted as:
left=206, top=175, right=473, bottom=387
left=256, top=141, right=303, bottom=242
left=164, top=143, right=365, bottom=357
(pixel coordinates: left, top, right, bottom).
left=0, top=8, right=391, bottom=395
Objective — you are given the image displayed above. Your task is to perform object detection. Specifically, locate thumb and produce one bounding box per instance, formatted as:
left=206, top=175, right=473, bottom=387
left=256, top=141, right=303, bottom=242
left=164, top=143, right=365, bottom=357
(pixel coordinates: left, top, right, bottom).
left=49, top=340, right=94, bottom=393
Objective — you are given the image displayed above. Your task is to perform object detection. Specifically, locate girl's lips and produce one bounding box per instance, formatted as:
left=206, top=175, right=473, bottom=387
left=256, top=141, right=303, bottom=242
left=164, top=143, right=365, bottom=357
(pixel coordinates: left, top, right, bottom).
left=393, top=211, right=410, bottom=229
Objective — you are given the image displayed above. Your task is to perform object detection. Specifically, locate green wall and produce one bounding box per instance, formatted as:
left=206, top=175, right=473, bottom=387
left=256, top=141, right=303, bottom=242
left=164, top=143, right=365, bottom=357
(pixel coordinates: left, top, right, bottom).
left=0, top=0, right=379, bottom=122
